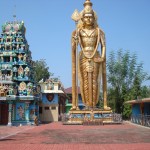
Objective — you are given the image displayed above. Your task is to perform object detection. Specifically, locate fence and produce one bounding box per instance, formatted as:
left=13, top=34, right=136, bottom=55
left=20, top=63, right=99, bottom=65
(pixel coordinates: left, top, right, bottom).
left=131, top=115, right=150, bottom=127
left=61, top=113, right=122, bottom=124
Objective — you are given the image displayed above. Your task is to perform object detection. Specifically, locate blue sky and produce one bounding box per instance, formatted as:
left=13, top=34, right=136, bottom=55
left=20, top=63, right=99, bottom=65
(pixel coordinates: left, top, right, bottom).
left=0, top=0, right=150, bottom=88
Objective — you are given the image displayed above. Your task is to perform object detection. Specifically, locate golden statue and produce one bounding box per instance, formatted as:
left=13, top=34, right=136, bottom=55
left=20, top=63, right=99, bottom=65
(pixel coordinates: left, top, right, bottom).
left=71, top=0, right=110, bottom=110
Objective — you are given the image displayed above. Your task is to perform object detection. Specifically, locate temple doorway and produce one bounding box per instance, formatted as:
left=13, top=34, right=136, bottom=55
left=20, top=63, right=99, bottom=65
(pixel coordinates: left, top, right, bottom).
left=0, top=103, right=8, bottom=125
left=58, top=95, right=66, bottom=121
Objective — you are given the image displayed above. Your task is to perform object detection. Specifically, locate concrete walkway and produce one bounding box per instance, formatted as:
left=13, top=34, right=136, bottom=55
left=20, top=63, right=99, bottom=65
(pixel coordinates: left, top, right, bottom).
left=0, top=121, right=149, bottom=150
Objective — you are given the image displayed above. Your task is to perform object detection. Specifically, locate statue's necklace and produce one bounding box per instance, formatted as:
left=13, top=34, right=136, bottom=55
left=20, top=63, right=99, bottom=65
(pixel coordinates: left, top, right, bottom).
left=79, top=27, right=100, bottom=59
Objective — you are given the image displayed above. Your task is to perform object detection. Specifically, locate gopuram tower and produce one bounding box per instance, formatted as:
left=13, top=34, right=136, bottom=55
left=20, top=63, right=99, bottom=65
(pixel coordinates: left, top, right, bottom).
left=69, top=0, right=112, bottom=123
left=0, top=20, right=40, bottom=126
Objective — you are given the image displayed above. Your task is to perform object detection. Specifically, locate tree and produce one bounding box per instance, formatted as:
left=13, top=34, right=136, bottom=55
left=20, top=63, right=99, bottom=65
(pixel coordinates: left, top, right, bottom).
left=107, top=49, right=150, bottom=118
left=33, top=59, right=53, bottom=83
left=141, top=86, right=150, bottom=98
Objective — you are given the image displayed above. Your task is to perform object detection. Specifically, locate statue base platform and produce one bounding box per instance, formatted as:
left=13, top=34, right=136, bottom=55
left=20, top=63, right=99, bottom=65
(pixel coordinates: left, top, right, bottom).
left=62, top=109, right=122, bottom=125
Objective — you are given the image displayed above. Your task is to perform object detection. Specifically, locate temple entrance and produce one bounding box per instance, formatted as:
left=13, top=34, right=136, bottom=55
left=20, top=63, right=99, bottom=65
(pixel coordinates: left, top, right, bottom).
left=58, top=95, right=66, bottom=121
left=0, top=103, right=8, bottom=125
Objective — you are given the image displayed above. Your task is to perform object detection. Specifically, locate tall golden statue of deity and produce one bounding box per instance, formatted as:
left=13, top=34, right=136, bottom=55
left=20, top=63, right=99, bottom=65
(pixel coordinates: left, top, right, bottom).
left=71, top=0, right=110, bottom=110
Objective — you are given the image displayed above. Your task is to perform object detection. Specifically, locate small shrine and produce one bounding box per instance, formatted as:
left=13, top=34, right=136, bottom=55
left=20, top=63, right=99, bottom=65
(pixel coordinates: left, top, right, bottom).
left=0, top=21, right=40, bottom=125
left=126, top=98, right=150, bottom=127
left=39, top=78, right=66, bottom=122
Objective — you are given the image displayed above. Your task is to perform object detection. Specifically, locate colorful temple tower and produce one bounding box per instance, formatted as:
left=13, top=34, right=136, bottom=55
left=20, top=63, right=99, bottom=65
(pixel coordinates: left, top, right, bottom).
left=0, top=21, right=40, bottom=126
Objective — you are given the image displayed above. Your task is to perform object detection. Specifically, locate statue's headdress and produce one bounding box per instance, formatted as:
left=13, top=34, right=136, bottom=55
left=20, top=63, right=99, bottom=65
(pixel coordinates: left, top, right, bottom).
left=78, top=0, right=98, bottom=28
left=83, top=0, right=94, bottom=16
left=71, top=0, right=98, bottom=28
left=81, top=0, right=98, bottom=20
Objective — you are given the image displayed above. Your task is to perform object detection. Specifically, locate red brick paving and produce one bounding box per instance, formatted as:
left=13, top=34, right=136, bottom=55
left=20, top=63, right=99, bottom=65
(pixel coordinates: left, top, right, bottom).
left=0, top=143, right=150, bottom=150
left=0, top=121, right=150, bottom=150
left=0, top=125, right=34, bottom=139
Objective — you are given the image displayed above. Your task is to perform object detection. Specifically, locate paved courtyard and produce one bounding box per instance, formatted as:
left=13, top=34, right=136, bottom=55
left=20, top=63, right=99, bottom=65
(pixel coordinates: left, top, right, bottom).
left=0, top=121, right=150, bottom=150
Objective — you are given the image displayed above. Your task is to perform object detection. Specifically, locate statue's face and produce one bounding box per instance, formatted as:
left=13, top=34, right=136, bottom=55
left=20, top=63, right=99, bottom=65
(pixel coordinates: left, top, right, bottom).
left=83, top=13, right=94, bottom=26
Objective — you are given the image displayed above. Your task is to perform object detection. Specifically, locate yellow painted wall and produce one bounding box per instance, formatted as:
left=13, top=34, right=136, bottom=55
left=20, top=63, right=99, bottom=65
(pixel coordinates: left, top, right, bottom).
left=39, top=104, right=58, bottom=122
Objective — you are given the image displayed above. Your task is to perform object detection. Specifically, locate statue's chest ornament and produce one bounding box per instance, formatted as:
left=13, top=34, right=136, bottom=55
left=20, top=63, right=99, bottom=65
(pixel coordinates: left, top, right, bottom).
left=81, top=29, right=96, bottom=37
left=79, top=28, right=100, bottom=59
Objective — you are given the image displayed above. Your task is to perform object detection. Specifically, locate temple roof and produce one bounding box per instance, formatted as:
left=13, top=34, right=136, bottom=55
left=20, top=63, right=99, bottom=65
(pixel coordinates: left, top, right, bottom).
left=65, top=87, right=81, bottom=94
left=125, top=98, right=150, bottom=104
left=2, top=21, right=26, bottom=34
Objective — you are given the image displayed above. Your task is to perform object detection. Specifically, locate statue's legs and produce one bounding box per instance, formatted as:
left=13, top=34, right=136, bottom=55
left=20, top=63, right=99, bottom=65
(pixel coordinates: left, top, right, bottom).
left=102, top=60, right=110, bottom=110
left=79, top=52, right=100, bottom=108
left=92, top=57, right=101, bottom=107
left=79, top=54, right=89, bottom=106
left=88, top=71, right=93, bottom=107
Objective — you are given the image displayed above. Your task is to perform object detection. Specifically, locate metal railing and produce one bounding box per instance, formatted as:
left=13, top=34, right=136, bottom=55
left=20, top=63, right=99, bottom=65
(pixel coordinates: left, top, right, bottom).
left=112, top=113, right=122, bottom=123
left=131, top=115, right=150, bottom=127
left=60, top=113, right=122, bottom=124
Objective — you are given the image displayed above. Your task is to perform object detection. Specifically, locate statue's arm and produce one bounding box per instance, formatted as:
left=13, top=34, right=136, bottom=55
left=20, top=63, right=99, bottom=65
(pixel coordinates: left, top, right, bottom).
left=71, top=30, right=77, bottom=66
left=94, top=29, right=106, bottom=63
left=100, top=29, right=106, bottom=59
left=72, top=30, right=77, bottom=52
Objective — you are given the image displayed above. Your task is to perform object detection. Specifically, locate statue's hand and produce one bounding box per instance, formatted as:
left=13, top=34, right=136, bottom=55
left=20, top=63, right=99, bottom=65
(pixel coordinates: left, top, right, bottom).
left=94, top=57, right=104, bottom=63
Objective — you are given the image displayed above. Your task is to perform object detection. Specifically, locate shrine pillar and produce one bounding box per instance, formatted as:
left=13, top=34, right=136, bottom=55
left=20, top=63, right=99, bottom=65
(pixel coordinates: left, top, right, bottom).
left=7, top=102, right=12, bottom=126
left=25, top=102, right=30, bottom=124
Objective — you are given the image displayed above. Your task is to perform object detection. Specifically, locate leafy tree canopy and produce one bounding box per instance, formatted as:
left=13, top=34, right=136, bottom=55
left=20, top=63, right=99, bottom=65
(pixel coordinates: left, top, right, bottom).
left=107, top=49, right=150, bottom=118
left=33, top=59, right=53, bottom=83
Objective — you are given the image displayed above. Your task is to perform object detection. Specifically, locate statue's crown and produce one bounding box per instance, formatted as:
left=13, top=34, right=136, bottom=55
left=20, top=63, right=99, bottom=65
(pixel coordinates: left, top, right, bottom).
left=84, top=0, right=93, bottom=7
left=83, top=0, right=94, bottom=15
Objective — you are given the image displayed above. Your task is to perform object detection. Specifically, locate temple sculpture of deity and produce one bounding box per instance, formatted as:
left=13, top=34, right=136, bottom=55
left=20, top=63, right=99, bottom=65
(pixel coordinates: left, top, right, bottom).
left=71, top=0, right=111, bottom=111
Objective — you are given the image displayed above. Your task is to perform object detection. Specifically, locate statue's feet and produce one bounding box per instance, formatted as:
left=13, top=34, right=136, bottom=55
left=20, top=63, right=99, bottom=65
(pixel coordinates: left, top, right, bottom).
left=104, top=106, right=111, bottom=110
left=70, top=106, right=76, bottom=111
left=84, top=106, right=90, bottom=110
left=76, top=107, right=80, bottom=110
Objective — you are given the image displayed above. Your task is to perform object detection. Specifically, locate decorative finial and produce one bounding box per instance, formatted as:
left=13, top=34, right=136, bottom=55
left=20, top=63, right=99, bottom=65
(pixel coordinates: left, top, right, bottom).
left=84, top=0, right=93, bottom=7
left=13, top=4, right=17, bottom=21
